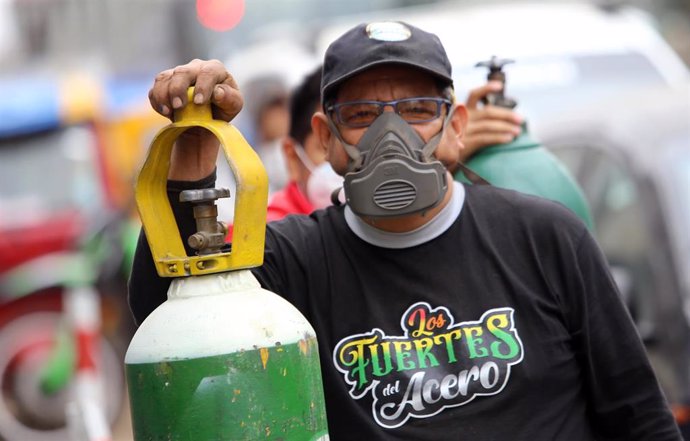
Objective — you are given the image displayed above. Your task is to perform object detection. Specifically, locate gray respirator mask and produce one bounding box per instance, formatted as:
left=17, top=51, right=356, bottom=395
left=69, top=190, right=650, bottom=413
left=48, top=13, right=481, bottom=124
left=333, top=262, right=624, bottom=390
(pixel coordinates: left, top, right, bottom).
left=329, top=111, right=451, bottom=217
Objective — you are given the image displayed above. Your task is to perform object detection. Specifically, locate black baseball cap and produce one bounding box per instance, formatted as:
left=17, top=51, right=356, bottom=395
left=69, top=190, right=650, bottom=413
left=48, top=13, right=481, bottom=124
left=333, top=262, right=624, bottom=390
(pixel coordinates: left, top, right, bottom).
left=321, top=21, right=453, bottom=105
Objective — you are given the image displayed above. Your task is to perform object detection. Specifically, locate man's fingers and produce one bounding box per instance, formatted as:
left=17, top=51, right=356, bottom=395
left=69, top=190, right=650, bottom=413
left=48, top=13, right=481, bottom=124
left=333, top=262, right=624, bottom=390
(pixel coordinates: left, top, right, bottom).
left=468, top=106, right=523, bottom=125
left=211, top=83, right=244, bottom=122
left=148, top=59, right=243, bottom=122
left=465, top=81, right=503, bottom=109
left=192, top=59, right=234, bottom=105
left=466, top=132, right=516, bottom=146
left=149, top=68, right=175, bottom=117
left=462, top=82, right=523, bottom=156
left=166, top=59, right=208, bottom=110
left=465, top=119, right=522, bottom=137
left=462, top=132, right=516, bottom=157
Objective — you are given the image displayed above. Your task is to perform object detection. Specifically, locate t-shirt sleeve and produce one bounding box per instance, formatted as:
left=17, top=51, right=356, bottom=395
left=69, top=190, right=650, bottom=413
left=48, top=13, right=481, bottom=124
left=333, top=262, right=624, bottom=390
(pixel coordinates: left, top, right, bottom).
left=567, top=230, right=681, bottom=439
left=250, top=218, right=315, bottom=319
left=251, top=226, right=289, bottom=297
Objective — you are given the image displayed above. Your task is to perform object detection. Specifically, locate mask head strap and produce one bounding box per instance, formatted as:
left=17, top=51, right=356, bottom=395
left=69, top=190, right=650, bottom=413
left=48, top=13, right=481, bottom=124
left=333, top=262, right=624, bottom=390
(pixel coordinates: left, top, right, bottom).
left=291, top=140, right=317, bottom=172
left=326, top=117, right=363, bottom=172
left=420, top=104, right=455, bottom=160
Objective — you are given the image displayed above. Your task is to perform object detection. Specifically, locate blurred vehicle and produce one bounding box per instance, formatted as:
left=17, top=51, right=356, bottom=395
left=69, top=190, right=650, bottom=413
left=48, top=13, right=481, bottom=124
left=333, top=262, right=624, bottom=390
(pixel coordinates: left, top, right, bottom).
left=538, top=82, right=690, bottom=435
left=0, top=219, right=123, bottom=441
left=312, top=1, right=690, bottom=129
left=0, top=70, right=165, bottom=440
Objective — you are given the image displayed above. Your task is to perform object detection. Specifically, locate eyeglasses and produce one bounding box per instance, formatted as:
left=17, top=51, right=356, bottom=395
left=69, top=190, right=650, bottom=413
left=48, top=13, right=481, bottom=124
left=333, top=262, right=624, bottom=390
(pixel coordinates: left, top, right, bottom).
left=326, top=97, right=451, bottom=128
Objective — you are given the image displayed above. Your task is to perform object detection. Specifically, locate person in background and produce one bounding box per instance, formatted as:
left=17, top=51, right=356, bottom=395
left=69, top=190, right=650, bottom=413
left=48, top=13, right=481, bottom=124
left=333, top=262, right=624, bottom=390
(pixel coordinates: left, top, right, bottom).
left=266, top=66, right=338, bottom=221
left=239, top=73, right=291, bottom=195
left=216, top=73, right=291, bottom=221
left=132, top=21, right=681, bottom=439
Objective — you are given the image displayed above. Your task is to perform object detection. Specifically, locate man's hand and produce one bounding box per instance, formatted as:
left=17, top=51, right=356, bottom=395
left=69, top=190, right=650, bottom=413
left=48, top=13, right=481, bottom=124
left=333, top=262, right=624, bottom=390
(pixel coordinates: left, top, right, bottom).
left=148, top=59, right=244, bottom=181
left=460, top=81, right=523, bottom=161
left=149, top=58, right=243, bottom=122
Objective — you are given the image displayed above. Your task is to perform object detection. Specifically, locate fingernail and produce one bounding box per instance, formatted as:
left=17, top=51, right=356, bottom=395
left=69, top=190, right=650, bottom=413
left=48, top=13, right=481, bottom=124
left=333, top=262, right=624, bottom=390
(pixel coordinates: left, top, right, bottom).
left=194, top=93, right=204, bottom=104
left=172, top=97, right=183, bottom=109
left=214, top=86, right=224, bottom=99
left=160, top=105, right=170, bottom=115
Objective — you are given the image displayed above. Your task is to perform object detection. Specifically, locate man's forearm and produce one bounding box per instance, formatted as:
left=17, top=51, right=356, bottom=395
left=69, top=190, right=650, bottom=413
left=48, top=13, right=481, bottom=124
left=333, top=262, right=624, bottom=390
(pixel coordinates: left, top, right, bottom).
left=168, top=128, right=221, bottom=181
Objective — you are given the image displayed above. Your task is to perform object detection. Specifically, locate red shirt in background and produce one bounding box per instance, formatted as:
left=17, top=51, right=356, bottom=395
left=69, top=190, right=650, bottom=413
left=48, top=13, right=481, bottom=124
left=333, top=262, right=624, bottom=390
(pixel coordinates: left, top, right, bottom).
left=266, top=181, right=314, bottom=221
left=226, top=181, right=313, bottom=241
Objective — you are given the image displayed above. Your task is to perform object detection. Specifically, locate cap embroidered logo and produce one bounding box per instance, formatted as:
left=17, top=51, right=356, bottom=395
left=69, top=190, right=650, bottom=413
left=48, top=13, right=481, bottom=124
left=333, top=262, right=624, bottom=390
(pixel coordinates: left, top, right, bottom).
left=365, top=22, right=411, bottom=42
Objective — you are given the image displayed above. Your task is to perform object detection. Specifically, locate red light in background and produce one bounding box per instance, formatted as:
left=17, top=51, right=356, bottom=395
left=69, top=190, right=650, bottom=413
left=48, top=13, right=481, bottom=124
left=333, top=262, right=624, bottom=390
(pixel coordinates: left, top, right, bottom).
left=196, top=0, right=245, bottom=32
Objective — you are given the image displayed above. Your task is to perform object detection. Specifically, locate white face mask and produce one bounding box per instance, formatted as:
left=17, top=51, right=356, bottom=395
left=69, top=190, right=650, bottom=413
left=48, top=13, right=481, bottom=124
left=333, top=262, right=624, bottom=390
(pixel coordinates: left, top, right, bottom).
left=294, top=143, right=344, bottom=209
left=257, top=140, right=289, bottom=195
left=306, top=162, right=344, bottom=209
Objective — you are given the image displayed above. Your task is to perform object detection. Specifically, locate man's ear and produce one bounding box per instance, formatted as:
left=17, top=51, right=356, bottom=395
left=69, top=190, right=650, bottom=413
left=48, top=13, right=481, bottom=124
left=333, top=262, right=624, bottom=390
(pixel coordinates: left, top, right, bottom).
left=449, top=103, right=468, bottom=140
left=438, top=103, right=469, bottom=172
left=312, top=112, right=332, bottom=153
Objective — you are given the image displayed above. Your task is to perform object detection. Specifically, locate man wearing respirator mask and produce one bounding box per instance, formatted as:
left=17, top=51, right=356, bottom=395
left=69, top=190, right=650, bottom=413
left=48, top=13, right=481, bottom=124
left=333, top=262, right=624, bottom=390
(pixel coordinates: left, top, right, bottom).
left=271, top=60, right=522, bottom=221
left=131, top=21, right=681, bottom=440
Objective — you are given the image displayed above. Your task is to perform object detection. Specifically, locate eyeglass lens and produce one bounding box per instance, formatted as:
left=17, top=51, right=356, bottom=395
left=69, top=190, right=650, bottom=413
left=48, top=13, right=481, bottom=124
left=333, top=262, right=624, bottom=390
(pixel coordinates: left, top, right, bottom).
left=336, top=98, right=445, bottom=127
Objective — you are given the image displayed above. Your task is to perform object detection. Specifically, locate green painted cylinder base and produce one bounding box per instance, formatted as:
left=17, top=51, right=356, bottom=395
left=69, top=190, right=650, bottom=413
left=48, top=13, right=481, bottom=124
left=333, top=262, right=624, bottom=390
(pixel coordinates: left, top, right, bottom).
left=126, top=337, right=328, bottom=440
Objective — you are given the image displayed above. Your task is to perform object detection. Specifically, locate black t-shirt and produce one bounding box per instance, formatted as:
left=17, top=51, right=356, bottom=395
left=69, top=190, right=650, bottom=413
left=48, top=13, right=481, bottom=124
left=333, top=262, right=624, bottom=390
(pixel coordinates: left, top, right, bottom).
left=129, top=182, right=681, bottom=440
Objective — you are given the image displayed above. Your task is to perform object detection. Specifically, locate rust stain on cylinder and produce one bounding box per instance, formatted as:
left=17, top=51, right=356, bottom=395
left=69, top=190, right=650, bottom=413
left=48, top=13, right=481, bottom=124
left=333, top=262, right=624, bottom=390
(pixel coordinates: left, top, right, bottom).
left=298, top=338, right=309, bottom=356
left=260, top=347, right=269, bottom=369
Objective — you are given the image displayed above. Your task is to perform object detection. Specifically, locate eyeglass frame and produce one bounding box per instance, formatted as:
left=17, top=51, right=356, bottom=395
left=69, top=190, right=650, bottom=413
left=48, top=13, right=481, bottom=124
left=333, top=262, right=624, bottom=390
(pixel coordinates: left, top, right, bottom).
left=326, top=96, right=452, bottom=128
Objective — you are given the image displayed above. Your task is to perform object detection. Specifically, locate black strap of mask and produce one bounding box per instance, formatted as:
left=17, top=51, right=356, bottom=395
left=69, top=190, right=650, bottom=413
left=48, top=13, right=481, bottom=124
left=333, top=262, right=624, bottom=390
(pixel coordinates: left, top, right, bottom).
left=421, top=105, right=455, bottom=160
left=455, top=162, right=492, bottom=185
left=326, top=118, right=364, bottom=172
left=330, top=187, right=344, bottom=206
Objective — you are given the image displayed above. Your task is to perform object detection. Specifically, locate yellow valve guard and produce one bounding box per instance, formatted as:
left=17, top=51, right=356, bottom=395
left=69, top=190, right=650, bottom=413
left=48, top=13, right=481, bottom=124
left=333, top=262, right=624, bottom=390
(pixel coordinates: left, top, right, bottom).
left=135, top=88, right=268, bottom=277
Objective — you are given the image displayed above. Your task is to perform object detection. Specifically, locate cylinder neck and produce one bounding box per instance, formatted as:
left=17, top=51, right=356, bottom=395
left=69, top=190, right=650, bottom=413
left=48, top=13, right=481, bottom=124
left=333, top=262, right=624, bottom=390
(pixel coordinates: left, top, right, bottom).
left=167, top=270, right=261, bottom=300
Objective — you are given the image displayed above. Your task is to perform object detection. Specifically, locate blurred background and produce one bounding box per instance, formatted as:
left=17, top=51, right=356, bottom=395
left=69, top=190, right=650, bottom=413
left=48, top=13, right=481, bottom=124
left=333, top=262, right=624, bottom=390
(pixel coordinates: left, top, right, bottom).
left=0, top=0, right=688, bottom=440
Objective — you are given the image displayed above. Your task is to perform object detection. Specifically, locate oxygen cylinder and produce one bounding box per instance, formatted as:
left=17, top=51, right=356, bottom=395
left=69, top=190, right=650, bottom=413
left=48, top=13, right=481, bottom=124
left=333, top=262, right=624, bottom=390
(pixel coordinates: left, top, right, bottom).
left=456, top=57, right=594, bottom=230
left=124, top=90, right=329, bottom=440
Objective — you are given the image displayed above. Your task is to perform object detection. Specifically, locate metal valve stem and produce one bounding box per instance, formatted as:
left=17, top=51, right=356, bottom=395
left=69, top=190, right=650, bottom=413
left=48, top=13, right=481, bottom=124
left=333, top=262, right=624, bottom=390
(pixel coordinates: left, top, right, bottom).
left=475, top=56, right=517, bottom=109
left=180, top=188, right=230, bottom=255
